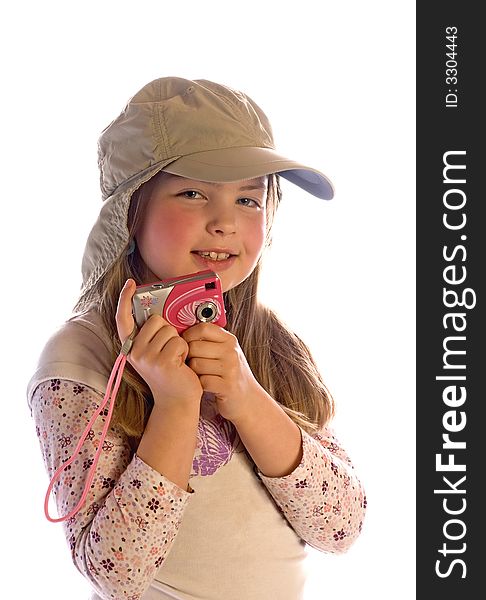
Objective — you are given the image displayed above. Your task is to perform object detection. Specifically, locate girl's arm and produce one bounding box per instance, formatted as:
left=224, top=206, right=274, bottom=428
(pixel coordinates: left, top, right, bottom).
left=234, top=392, right=366, bottom=553
left=31, top=379, right=194, bottom=600
left=182, top=322, right=366, bottom=553
left=230, top=386, right=304, bottom=477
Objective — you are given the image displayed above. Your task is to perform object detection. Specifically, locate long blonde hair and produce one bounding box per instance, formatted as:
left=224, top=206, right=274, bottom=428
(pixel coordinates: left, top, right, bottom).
left=75, top=172, right=333, bottom=445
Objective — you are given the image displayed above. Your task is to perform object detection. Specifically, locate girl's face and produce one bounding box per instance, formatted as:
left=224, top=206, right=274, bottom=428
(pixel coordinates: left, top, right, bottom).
left=135, top=173, right=268, bottom=292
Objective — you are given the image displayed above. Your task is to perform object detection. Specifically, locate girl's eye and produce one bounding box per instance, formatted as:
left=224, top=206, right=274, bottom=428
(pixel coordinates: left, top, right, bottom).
left=178, top=190, right=262, bottom=208
left=237, top=197, right=261, bottom=208
left=180, top=190, right=204, bottom=199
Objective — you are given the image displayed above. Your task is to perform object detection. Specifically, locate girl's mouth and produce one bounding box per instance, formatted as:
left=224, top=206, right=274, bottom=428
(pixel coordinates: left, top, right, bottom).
left=195, top=251, right=232, bottom=261
left=191, top=251, right=237, bottom=271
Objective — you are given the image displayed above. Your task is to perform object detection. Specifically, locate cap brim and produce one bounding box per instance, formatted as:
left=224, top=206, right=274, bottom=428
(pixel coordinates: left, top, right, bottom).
left=162, top=147, right=334, bottom=200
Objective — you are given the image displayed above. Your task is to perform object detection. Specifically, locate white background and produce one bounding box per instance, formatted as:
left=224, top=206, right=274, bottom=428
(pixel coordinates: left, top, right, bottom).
left=2, top=1, right=415, bottom=598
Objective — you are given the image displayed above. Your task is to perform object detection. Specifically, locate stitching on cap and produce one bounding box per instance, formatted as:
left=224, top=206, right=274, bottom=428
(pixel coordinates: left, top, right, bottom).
left=153, top=105, right=170, bottom=160
left=151, top=79, right=169, bottom=159
left=200, top=83, right=263, bottom=143
left=220, top=90, right=264, bottom=143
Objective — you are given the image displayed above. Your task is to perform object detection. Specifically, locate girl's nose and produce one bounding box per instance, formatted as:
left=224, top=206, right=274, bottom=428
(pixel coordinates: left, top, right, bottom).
left=206, top=203, right=237, bottom=236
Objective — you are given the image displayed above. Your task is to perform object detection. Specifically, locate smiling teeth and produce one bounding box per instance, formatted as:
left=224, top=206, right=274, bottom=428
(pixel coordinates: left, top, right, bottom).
left=198, top=251, right=231, bottom=261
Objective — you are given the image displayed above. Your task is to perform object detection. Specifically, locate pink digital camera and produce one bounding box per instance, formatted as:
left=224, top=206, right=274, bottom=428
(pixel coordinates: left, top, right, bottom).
left=132, top=270, right=226, bottom=333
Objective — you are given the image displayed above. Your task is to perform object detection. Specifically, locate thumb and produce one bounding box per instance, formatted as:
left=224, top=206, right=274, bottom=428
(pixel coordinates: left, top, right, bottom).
left=116, top=279, right=136, bottom=343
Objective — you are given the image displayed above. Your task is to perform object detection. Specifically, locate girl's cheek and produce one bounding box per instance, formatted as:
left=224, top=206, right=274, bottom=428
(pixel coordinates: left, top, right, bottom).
left=248, top=220, right=266, bottom=251
left=153, top=210, right=198, bottom=242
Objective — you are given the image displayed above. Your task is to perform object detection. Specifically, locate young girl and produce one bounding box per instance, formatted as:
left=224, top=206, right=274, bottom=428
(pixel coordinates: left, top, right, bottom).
left=27, top=77, right=366, bottom=600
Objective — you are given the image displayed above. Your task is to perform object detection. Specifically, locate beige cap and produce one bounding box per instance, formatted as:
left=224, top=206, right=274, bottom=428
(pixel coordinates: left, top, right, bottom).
left=79, top=77, right=334, bottom=308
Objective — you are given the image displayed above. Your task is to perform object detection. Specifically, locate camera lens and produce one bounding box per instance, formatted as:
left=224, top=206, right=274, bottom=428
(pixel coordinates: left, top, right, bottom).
left=196, top=301, right=218, bottom=322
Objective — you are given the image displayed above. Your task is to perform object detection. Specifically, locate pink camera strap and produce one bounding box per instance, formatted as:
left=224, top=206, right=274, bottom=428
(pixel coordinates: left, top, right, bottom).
left=44, top=329, right=137, bottom=523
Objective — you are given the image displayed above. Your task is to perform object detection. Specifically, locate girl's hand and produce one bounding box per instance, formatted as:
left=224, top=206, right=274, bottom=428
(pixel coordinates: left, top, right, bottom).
left=181, top=322, right=263, bottom=423
left=116, top=280, right=203, bottom=408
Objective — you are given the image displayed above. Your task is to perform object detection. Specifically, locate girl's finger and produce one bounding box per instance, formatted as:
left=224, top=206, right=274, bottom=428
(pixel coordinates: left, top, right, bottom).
left=182, top=322, right=229, bottom=343
left=188, top=357, right=223, bottom=376
left=186, top=340, right=221, bottom=360
left=116, top=279, right=136, bottom=342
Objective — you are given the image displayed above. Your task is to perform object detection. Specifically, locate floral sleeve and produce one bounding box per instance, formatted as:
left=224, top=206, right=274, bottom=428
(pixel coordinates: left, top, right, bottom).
left=258, top=426, right=367, bottom=553
left=30, top=379, right=192, bottom=600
